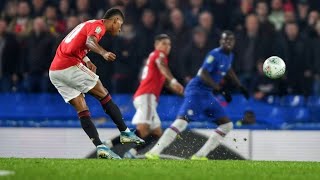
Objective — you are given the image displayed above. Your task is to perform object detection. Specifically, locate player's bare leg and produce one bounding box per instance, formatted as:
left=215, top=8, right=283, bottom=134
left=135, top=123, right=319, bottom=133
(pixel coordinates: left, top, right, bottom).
left=89, top=80, right=145, bottom=144
left=146, top=117, right=188, bottom=159
left=151, top=127, right=163, bottom=138
left=69, top=94, right=121, bottom=159
left=191, top=117, right=233, bottom=160
left=136, top=123, right=151, bottom=138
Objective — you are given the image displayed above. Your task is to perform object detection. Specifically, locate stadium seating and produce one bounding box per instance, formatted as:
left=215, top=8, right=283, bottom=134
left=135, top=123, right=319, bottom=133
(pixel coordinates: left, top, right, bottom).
left=0, top=93, right=319, bottom=130
left=280, top=95, right=306, bottom=107
left=307, top=96, right=320, bottom=122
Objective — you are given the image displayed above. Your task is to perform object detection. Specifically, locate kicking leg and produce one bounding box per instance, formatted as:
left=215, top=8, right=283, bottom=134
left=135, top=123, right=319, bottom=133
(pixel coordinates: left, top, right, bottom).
left=69, top=94, right=120, bottom=159
left=70, top=94, right=103, bottom=147
left=89, top=80, right=128, bottom=131
left=106, top=113, right=156, bottom=148
left=89, top=80, right=144, bottom=144
left=192, top=117, right=233, bottom=160
left=146, top=117, right=188, bottom=159
left=106, top=125, right=159, bottom=149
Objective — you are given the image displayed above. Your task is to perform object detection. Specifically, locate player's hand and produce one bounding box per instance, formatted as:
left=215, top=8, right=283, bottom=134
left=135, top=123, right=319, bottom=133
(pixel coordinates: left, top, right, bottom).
left=239, top=86, right=250, bottom=100
left=86, top=61, right=97, bottom=73
left=102, top=51, right=116, bottom=61
left=170, top=79, right=184, bottom=95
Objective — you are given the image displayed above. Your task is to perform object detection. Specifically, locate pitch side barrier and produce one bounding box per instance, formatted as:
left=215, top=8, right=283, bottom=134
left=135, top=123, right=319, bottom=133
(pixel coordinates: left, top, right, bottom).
left=1, top=128, right=320, bottom=161
left=0, top=93, right=320, bottom=130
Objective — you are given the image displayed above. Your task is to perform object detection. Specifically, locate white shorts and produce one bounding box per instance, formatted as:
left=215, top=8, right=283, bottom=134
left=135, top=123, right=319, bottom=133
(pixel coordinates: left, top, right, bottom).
left=49, top=63, right=99, bottom=103
left=132, top=94, right=161, bottom=130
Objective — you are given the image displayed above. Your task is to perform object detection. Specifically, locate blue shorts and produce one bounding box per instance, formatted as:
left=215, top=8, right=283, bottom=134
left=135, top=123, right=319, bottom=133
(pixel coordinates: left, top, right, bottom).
left=177, top=92, right=227, bottom=122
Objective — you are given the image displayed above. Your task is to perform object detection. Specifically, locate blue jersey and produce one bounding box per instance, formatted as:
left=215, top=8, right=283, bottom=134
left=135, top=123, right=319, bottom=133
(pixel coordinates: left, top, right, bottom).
left=177, top=47, right=234, bottom=121
left=186, top=47, right=233, bottom=94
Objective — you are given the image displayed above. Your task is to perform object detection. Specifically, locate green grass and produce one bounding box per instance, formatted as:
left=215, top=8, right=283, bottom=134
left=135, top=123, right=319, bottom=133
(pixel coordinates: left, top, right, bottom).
left=0, top=158, right=320, bottom=180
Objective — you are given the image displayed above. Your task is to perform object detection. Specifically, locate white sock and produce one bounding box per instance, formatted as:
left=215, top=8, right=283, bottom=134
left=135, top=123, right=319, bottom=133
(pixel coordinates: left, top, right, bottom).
left=97, top=144, right=107, bottom=148
left=149, top=128, right=178, bottom=155
left=149, top=119, right=188, bottom=155
left=124, top=128, right=130, bottom=132
left=194, top=122, right=233, bottom=157
left=194, top=132, right=223, bottom=157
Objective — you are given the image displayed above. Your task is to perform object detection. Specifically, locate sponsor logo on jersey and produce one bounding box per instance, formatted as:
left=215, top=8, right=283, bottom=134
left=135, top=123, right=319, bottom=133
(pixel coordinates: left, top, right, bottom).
left=206, top=55, right=214, bottom=63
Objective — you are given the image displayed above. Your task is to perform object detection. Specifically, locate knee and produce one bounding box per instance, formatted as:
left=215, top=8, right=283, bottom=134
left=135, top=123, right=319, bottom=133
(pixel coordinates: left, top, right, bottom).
left=216, top=122, right=233, bottom=136
left=170, top=119, right=188, bottom=133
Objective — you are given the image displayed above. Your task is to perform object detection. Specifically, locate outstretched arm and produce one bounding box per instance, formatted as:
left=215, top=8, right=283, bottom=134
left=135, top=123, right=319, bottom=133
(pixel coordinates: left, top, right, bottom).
left=156, top=57, right=184, bottom=95
left=86, top=36, right=116, bottom=61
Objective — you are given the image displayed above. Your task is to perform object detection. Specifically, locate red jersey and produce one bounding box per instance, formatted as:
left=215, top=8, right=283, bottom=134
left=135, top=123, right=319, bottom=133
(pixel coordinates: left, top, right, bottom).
left=50, top=19, right=106, bottom=70
left=134, top=50, right=168, bottom=100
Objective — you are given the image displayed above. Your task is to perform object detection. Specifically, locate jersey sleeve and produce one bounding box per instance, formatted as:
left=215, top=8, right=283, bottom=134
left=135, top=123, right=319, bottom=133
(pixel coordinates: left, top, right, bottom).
left=87, top=23, right=104, bottom=40
left=201, top=52, right=217, bottom=73
left=155, top=52, right=166, bottom=64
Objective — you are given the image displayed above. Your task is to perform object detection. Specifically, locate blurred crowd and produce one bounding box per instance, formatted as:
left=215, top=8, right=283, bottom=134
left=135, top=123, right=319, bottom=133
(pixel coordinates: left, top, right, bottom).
left=0, top=0, right=320, bottom=99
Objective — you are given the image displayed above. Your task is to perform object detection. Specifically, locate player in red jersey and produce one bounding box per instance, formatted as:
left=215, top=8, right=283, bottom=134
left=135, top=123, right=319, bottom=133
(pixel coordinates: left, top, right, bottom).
left=107, top=34, right=184, bottom=158
left=49, top=8, right=144, bottom=159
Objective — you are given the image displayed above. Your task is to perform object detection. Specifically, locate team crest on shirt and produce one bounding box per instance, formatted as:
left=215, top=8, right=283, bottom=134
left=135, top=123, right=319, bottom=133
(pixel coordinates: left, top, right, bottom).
left=95, top=26, right=102, bottom=34
left=206, top=55, right=214, bottom=63
left=187, top=109, right=194, bottom=116
left=159, top=52, right=165, bottom=58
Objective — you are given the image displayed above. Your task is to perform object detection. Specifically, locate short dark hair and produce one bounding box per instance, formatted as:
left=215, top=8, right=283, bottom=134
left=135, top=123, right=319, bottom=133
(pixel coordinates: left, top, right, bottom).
left=154, top=34, right=170, bottom=42
left=103, top=8, right=125, bottom=20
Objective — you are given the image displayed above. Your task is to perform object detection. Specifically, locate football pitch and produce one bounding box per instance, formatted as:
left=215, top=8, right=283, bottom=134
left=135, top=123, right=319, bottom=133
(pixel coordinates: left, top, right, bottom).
left=0, top=158, right=320, bottom=180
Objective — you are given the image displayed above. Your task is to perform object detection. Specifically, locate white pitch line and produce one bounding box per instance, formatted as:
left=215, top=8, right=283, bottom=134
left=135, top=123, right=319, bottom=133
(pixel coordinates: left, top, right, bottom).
left=0, top=170, right=15, bottom=176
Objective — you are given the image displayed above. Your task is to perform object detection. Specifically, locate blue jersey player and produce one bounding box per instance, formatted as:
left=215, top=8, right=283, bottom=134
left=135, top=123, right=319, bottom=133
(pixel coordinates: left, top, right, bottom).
left=146, top=31, right=249, bottom=160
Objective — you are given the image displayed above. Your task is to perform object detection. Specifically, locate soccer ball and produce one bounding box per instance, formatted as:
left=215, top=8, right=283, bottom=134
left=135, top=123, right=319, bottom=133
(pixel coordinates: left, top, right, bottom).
left=263, top=56, right=286, bottom=79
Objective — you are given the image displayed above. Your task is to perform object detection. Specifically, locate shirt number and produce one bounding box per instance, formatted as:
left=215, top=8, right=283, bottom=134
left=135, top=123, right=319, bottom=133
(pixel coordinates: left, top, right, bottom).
left=141, top=53, right=153, bottom=80
left=64, top=23, right=85, bottom=43
left=64, top=20, right=96, bottom=43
